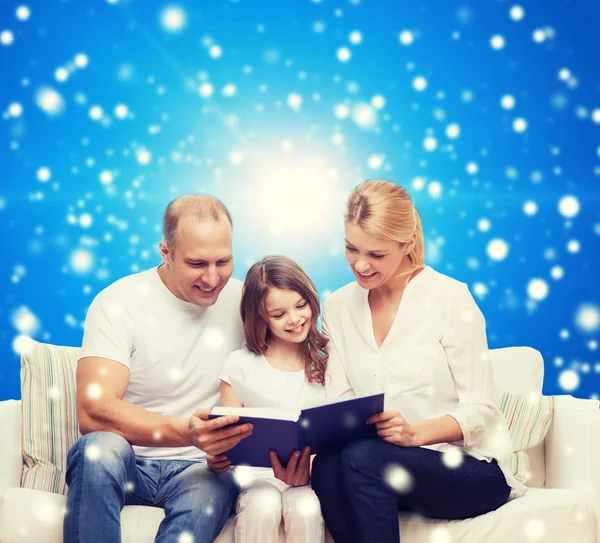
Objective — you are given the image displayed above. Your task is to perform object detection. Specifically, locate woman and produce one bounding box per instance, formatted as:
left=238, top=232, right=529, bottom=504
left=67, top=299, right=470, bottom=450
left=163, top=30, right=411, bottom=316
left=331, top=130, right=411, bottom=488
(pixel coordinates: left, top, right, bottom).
left=313, top=180, right=526, bottom=543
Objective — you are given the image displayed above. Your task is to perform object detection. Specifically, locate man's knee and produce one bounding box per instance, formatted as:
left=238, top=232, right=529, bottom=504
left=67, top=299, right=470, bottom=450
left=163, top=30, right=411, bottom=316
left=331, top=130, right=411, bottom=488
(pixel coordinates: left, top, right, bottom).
left=173, top=465, right=239, bottom=514
left=67, top=431, right=134, bottom=473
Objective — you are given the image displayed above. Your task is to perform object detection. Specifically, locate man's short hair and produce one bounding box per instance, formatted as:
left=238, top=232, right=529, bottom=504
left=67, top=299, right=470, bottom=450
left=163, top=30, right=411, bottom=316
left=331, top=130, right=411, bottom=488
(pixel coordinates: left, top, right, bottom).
left=162, top=194, right=233, bottom=257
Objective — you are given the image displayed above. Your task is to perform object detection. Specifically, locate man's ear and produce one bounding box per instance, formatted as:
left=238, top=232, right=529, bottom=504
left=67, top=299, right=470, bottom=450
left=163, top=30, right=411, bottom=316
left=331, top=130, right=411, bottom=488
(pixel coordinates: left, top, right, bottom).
left=158, top=241, right=170, bottom=263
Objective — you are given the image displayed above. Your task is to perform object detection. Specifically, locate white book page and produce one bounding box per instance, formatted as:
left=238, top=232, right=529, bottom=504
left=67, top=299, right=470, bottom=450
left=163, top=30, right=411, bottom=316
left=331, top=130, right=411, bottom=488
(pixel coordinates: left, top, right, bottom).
left=229, top=375, right=284, bottom=408
left=211, top=405, right=300, bottom=422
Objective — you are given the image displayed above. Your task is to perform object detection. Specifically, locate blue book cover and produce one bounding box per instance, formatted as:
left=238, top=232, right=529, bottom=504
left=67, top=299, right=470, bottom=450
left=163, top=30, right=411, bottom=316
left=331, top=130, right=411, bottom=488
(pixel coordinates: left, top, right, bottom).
left=210, top=393, right=384, bottom=468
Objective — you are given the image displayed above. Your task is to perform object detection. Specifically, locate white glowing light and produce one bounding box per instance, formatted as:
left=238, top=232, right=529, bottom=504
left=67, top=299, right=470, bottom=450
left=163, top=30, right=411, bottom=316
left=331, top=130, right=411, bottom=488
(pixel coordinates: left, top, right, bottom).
left=287, top=93, right=302, bottom=111
left=349, top=31, right=362, bottom=44
left=13, top=335, right=34, bottom=355
left=99, top=170, right=113, bottom=185
left=477, top=218, right=491, bottom=232
left=114, top=104, right=129, bottom=119
left=79, top=213, right=93, bottom=228
left=558, top=370, right=579, bottom=392
left=16, top=6, right=31, bottom=21
left=446, top=123, right=460, bottom=139
left=85, top=444, right=102, bottom=461
left=466, top=162, right=478, bottom=175
left=198, top=82, right=213, bottom=98
left=500, top=94, right=515, bottom=110
left=35, top=86, right=65, bottom=116
left=74, top=53, right=89, bottom=68
left=11, top=306, right=40, bottom=335
left=136, top=148, right=152, bottom=165
left=428, top=181, right=442, bottom=199
left=337, top=47, right=351, bottom=62
left=54, top=67, right=69, bottom=82
left=523, top=201, right=537, bottom=215
left=532, top=29, right=546, bottom=43
left=383, top=464, right=413, bottom=493
left=575, top=304, right=600, bottom=333
left=527, top=279, right=549, bottom=301
left=228, top=150, right=244, bottom=165
left=37, top=167, right=51, bottom=182
left=334, top=104, right=350, bottom=119
left=87, top=383, right=103, bottom=400
left=208, top=45, right=222, bottom=58
left=367, top=155, right=384, bottom=170
left=487, top=239, right=509, bottom=261
left=160, top=5, right=187, bottom=32
left=89, top=106, right=103, bottom=120
left=558, top=195, right=580, bottom=218
left=351, top=102, right=377, bottom=129
left=490, top=35, right=505, bottom=50
left=8, top=102, right=23, bottom=117
left=423, top=137, right=438, bottom=151
left=371, top=95, right=385, bottom=109
left=70, top=249, right=94, bottom=273
left=510, top=5, right=524, bottom=21
left=550, top=266, right=563, bottom=280
left=399, top=30, right=414, bottom=45
left=413, top=76, right=427, bottom=91
left=1, top=30, right=14, bottom=46
left=513, top=118, right=527, bottom=133
left=567, top=239, right=580, bottom=253
left=222, top=83, right=237, bottom=96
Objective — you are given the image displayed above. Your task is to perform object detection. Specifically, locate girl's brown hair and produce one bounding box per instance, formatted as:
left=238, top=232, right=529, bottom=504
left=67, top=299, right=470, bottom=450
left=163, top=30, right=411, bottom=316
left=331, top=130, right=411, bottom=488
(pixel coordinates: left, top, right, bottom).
left=241, top=255, right=328, bottom=385
left=346, top=179, right=425, bottom=274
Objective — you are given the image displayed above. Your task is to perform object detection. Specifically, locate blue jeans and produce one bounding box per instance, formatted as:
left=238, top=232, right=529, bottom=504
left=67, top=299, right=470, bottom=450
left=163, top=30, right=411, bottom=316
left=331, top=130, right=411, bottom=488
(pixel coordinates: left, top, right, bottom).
left=311, top=438, right=511, bottom=543
left=64, top=432, right=239, bottom=543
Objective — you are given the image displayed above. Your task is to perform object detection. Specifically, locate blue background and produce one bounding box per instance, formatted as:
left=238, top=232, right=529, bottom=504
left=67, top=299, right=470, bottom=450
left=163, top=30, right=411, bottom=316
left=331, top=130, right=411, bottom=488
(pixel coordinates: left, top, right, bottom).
left=1, top=0, right=599, bottom=401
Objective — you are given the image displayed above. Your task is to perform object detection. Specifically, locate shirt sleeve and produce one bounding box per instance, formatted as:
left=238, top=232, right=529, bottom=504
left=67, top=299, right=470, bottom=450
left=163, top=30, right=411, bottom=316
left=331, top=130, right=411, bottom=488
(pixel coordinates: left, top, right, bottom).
left=441, top=283, right=499, bottom=448
left=323, top=304, right=355, bottom=400
left=219, top=349, right=248, bottom=385
left=79, top=293, right=135, bottom=369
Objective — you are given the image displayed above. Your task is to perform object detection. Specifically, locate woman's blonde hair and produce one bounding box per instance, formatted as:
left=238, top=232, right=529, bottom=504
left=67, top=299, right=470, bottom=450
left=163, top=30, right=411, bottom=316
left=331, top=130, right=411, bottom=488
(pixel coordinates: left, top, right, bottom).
left=241, top=255, right=328, bottom=385
left=345, top=180, right=425, bottom=272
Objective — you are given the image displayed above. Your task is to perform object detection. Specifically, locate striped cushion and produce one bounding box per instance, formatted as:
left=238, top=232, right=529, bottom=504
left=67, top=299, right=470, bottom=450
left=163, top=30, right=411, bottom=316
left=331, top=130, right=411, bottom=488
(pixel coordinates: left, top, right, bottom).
left=497, top=392, right=554, bottom=484
left=20, top=340, right=80, bottom=495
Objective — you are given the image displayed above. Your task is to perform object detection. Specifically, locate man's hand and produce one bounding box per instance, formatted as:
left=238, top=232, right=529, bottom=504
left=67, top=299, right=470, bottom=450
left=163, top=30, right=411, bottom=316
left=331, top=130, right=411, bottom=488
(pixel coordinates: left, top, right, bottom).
left=187, top=408, right=253, bottom=456
left=270, top=446, right=311, bottom=487
left=207, top=454, right=231, bottom=473
left=367, top=410, right=418, bottom=447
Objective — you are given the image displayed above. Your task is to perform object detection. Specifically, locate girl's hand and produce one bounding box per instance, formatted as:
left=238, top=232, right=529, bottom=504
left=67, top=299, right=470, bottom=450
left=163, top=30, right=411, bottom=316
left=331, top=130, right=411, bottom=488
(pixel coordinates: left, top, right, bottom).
left=270, top=446, right=311, bottom=486
left=207, top=453, right=232, bottom=473
left=367, top=410, right=419, bottom=447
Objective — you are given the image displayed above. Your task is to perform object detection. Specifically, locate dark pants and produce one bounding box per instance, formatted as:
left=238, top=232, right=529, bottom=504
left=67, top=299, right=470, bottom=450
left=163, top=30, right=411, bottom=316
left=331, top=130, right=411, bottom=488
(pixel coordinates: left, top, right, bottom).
left=311, top=438, right=511, bottom=543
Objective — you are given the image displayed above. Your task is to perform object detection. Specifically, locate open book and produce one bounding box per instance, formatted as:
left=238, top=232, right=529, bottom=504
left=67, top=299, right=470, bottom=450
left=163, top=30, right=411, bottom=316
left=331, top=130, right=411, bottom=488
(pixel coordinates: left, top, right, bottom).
left=210, top=377, right=384, bottom=468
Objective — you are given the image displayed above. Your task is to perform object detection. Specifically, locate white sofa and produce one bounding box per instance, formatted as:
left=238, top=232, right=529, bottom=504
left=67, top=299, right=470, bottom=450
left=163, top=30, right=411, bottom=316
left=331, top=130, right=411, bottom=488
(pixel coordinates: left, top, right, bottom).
left=0, top=347, right=599, bottom=543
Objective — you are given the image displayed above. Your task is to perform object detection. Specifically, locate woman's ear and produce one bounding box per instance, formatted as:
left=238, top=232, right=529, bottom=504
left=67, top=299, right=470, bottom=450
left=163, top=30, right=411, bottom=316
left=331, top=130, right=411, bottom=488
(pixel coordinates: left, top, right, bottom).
left=404, top=233, right=417, bottom=255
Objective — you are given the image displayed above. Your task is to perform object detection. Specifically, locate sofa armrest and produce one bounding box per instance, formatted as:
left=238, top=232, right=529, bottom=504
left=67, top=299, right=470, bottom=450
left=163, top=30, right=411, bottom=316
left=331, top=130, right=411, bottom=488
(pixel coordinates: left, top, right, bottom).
left=0, top=400, right=23, bottom=495
left=545, top=395, right=600, bottom=514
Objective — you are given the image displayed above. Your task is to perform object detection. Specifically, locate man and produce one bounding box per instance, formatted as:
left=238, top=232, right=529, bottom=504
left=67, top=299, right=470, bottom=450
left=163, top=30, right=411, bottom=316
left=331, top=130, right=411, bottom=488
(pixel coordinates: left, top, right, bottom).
left=64, top=195, right=253, bottom=543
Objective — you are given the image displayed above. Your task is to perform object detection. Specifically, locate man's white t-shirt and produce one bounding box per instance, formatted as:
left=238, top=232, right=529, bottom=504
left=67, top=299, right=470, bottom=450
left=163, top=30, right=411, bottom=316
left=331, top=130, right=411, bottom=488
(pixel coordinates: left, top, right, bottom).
left=79, top=266, right=244, bottom=460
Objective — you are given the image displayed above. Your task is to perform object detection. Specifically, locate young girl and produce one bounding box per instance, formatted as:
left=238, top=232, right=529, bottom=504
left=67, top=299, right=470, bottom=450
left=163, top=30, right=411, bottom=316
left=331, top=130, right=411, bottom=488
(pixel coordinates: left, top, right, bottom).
left=209, top=255, right=328, bottom=543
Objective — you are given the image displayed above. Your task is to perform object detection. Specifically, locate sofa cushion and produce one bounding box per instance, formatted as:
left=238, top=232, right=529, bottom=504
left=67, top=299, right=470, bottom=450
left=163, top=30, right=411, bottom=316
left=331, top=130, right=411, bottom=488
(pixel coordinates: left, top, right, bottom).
left=489, top=347, right=544, bottom=396
left=0, top=487, right=595, bottom=543
left=0, top=487, right=283, bottom=543
left=20, top=340, right=80, bottom=494
left=498, top=392, right=554, bottom=485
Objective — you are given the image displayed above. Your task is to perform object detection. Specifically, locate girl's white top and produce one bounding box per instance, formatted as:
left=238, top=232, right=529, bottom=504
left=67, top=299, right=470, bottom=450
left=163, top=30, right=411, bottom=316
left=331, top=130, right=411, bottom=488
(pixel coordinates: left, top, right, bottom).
left=323, top=266, right=527, bottom=497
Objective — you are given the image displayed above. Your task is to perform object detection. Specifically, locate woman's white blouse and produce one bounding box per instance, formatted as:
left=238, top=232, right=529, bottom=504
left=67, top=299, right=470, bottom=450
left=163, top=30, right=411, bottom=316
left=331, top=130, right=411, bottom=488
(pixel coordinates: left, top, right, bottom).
left=323, top=266, right=526, bottom=496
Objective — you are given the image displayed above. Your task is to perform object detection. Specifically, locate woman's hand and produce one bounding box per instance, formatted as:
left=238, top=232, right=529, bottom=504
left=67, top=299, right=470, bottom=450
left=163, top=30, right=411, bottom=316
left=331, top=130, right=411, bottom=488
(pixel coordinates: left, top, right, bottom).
left=207, top=453, right=231, bottom=473
left=270, top=446, right=311, bottom=487
left=367, top=410, right=419, bottom=447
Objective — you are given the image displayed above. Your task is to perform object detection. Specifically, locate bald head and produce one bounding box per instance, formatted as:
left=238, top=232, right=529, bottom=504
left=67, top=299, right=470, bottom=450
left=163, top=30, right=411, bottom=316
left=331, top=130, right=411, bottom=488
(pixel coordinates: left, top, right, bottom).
left=163, top=194, right=232, bottom=257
